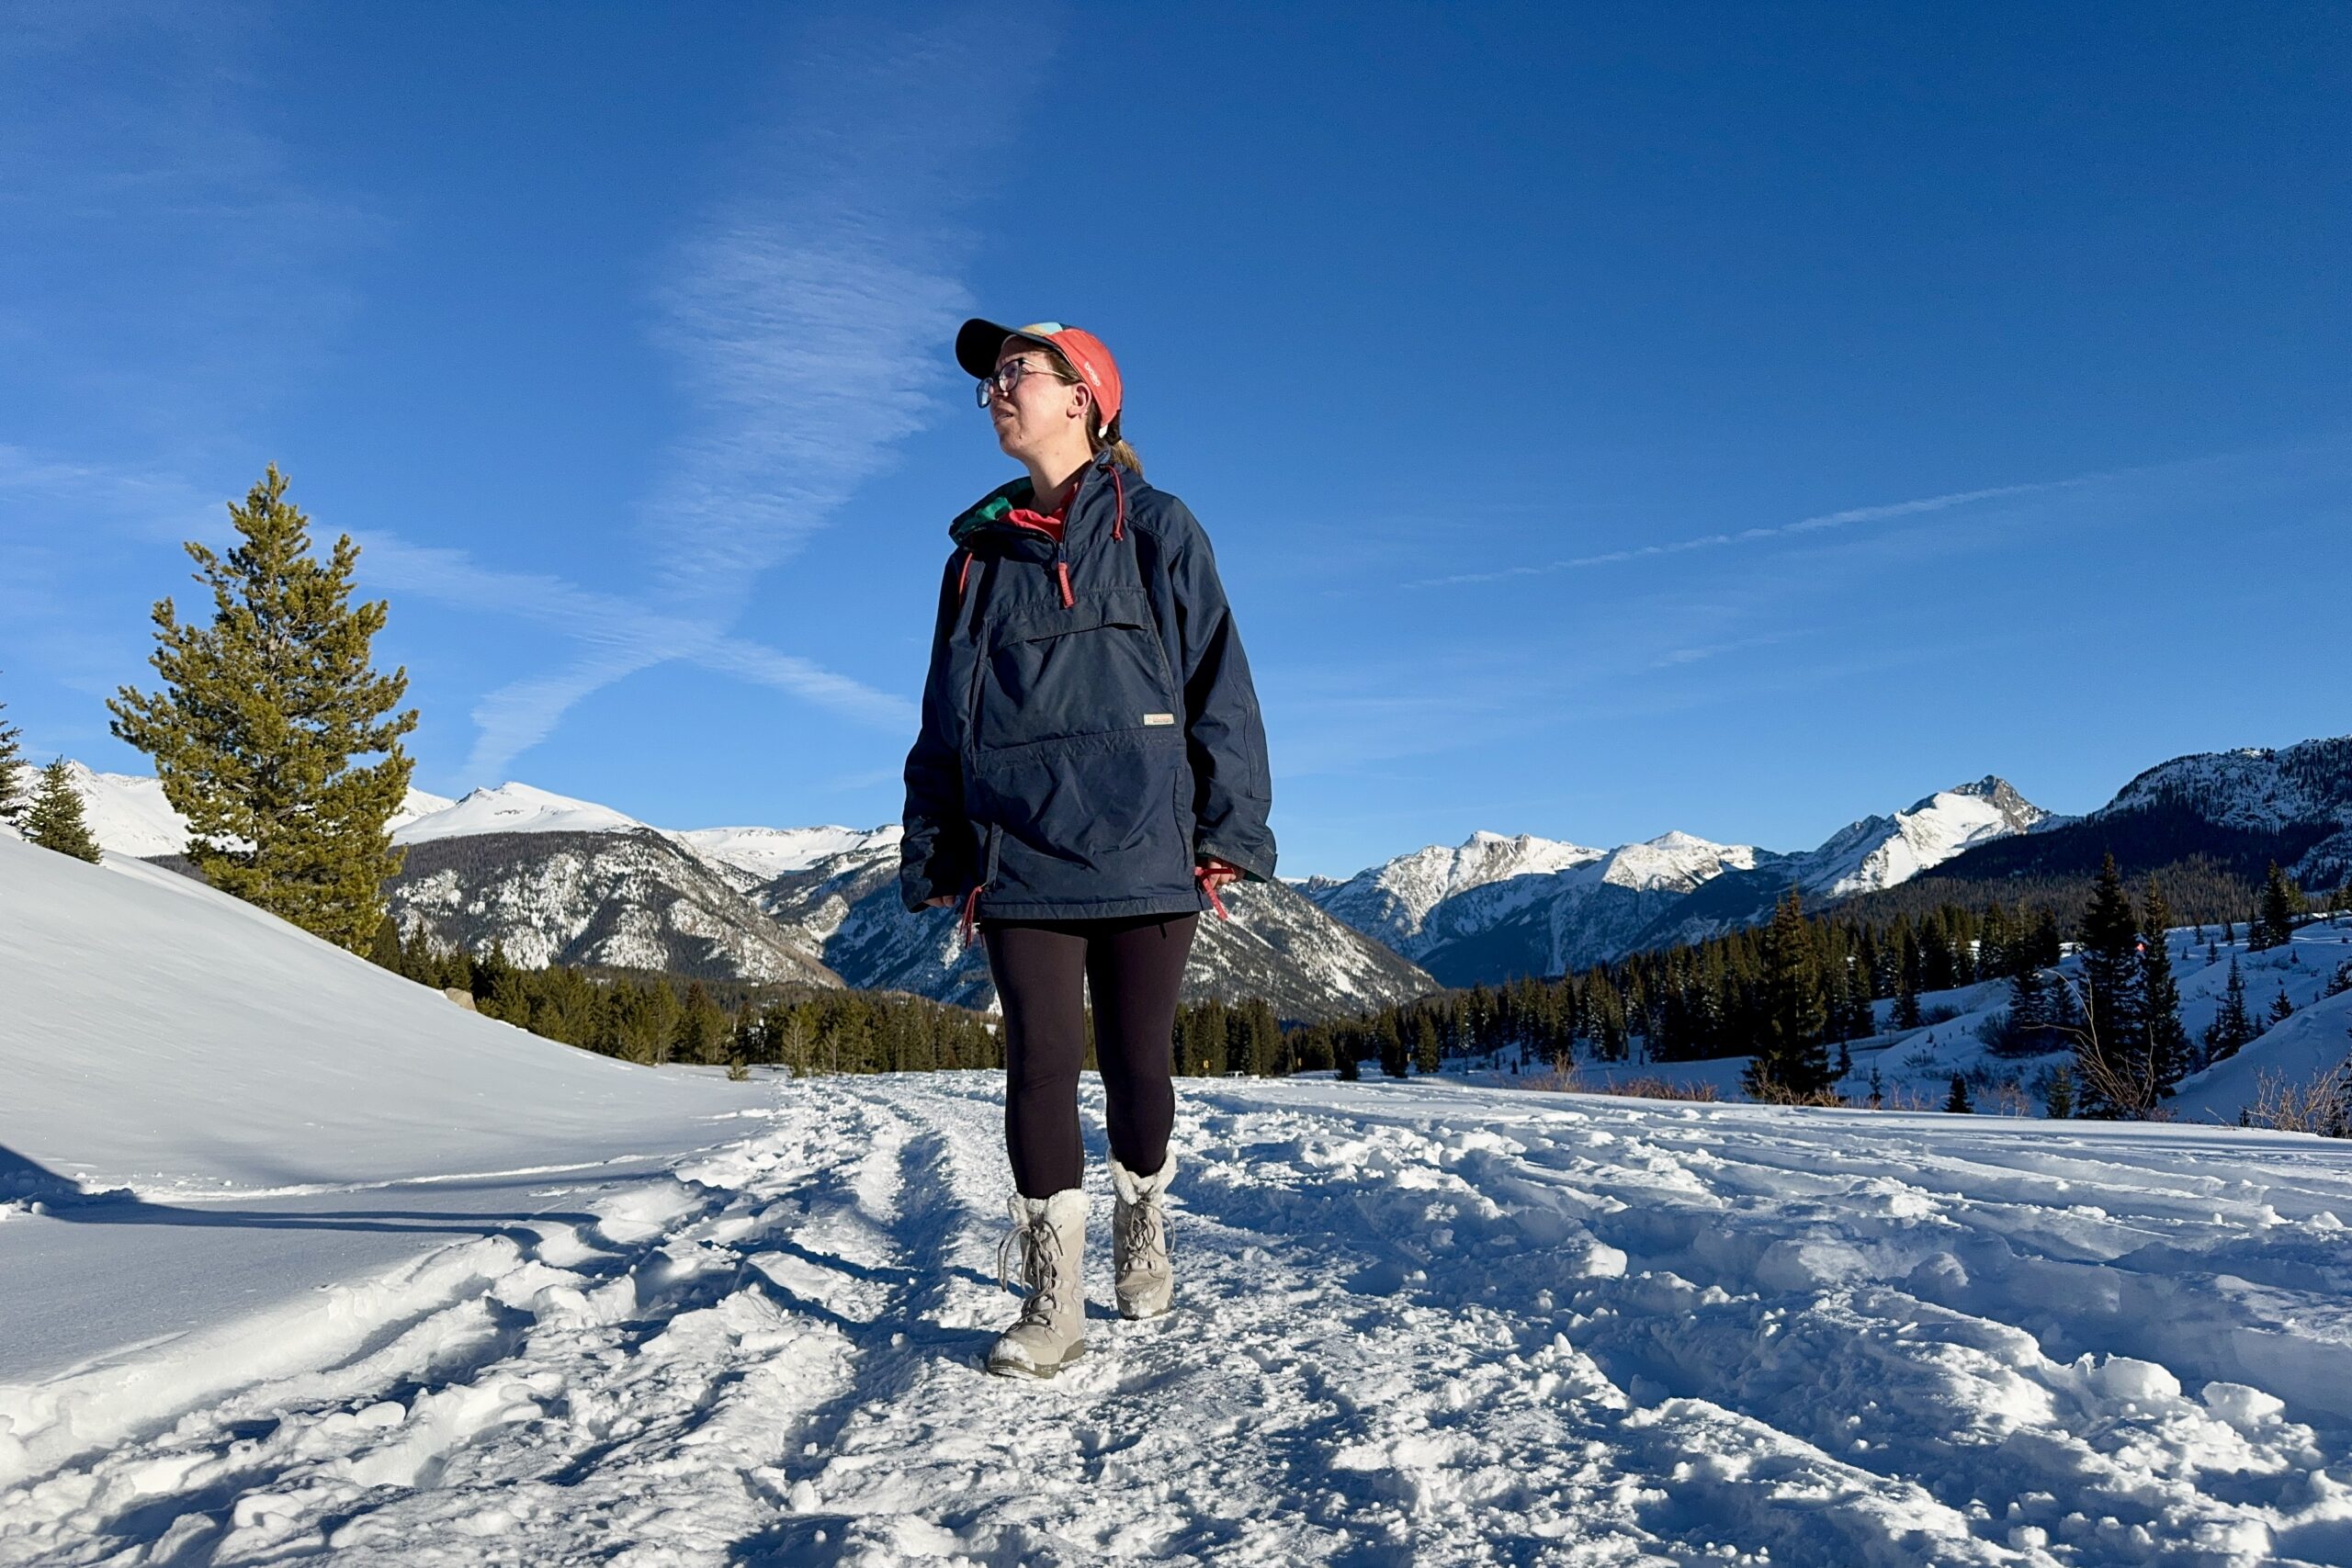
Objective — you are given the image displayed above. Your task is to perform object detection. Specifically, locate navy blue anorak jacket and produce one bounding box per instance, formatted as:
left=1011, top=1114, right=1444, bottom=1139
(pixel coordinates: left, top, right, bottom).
left=899, top=453, right=1275, bottom=921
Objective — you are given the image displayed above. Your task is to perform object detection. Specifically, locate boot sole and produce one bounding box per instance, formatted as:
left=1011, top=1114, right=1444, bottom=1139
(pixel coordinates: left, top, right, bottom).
left=985, top=1343, right=1087, bottom=1379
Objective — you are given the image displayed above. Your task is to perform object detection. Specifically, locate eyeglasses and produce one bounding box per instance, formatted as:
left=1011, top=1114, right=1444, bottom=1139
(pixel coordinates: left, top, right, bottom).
left=974, top=356, right=1072, bottom=407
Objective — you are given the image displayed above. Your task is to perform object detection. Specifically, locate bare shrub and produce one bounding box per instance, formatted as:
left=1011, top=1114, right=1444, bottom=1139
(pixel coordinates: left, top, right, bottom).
left=1746, top=1078, right=1846, bottom=1108
left=2238, top=1063, right=2352, bottom=1136
left=1521, top=1066, right=1722, bottom=1102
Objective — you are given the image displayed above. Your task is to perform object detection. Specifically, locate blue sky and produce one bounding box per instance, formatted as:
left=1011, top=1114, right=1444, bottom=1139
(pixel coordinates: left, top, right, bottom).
left=4, top=2, right=2346, bottom=878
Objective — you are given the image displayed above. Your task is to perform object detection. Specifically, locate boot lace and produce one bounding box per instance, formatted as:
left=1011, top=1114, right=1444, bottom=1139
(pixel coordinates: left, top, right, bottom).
left=997, top=1206, right=1069, bottom=1325
left=1117, top=1190, right=1168, bottom=1270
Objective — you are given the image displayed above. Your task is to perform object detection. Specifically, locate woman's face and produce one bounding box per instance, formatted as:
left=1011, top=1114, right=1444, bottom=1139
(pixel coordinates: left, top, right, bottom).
left=989, top=344, right=1088, bottom=462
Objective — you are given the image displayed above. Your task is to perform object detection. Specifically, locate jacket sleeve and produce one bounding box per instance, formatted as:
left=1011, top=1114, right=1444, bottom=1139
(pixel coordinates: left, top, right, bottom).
left=899, top=554, right=975, bottom=911
left=1166, top=509, right=1278, bottom=882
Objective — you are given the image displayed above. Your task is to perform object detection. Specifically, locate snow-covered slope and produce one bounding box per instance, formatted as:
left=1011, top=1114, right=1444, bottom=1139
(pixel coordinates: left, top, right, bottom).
left=8, top=1046, right=2348, bottom=1562
left=0, top=835, right=738, bottom=1194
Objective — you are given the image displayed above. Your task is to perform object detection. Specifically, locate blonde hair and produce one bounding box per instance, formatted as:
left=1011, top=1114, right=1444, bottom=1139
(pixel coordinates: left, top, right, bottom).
left=1033, top=343, right=1143, bottom=477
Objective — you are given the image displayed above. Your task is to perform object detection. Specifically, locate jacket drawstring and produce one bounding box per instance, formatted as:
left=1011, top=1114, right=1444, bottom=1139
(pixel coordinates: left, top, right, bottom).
left=956, top=549, right=972, bottom=597
left=958, top=884, right=983, bottom=949
left=1055, top=559, right=1074, bottom=608
left=1111, top=464, right=1126, bottom=541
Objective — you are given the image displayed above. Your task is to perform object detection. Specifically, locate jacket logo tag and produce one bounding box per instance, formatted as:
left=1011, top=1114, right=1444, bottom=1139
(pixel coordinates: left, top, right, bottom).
left=1142, top=712, right=1176, bottom=726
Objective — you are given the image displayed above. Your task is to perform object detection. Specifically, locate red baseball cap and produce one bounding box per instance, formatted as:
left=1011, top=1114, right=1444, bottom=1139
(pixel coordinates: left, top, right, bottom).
left=956, top=319, right=1123, bottom=434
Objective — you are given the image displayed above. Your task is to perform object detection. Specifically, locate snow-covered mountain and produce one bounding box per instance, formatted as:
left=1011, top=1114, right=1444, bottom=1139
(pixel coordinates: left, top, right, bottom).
left=1792, top=775, right=2052, bottom=899
left=70, top=773, right=1432, bottom=1019
left=55, top=761, right=453, bottom=858
left=730, top=830, right=1436, bottom=1021
left=388, top=825, right=842, bottom=987
left=1308, top=779, right=2050, bottom=985
left=2094, top=735, right=2352, bottom=887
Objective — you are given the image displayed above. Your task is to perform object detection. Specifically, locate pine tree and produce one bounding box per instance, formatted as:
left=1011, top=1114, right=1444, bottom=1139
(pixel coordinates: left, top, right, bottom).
left=2268, top=985, right=2295, bottom=1027
left=23, top=760, right=101, bottom=863
left=0, top=681, right=26, bottom=827
left=2252, top=862, right=2299, bottom=952
left=1412, top=1010, right=1441, bottom=1075
left=1747, top=889, right=1831, bottom=1095
left=2203, top=957, right=2256, bottom=1064
left=2140, top=874, right=2191, bottom=1099
left=2075, top=853, right=2145, bottom=1113
left=2007, top=966, right=2048, bottom=1051
left=1894, top=930, right=1925, bottom=1030
left=107, top=465, right=418, bottom=952
left=1945, top=1073, right=1973, bottom=1113
left=2045, top=1066, right=2075, bottom=1119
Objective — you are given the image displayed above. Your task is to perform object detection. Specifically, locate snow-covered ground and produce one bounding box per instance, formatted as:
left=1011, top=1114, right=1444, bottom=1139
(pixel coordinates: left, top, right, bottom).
left=6, top=840, right=2352, bottom=1564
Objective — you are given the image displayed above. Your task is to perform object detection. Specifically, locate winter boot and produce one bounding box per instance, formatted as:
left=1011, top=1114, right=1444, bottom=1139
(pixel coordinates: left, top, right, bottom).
left=987, top=1188, right=1088, bottom=1378
left=1109, top=1151, right=1176, bottom=1320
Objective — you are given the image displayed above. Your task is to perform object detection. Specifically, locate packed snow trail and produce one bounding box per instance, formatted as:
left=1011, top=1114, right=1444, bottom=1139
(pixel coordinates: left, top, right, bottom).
left=5, top=1073, right=2350, bottom=1566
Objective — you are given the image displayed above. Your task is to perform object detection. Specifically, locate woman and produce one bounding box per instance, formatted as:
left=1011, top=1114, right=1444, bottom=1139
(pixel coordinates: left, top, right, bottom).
left=899, top=318, right=1276, bottom=1379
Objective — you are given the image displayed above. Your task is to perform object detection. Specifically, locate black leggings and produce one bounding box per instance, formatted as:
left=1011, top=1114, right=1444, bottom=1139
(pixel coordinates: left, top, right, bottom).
left=983, top=912, right=1199, bottom=1198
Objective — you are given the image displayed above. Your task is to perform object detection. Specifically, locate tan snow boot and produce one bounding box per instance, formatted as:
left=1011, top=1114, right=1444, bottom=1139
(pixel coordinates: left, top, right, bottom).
left=1109, top=1151, right=1176, bottom=1320
left=987, top=1188, right=1088, bottom=1378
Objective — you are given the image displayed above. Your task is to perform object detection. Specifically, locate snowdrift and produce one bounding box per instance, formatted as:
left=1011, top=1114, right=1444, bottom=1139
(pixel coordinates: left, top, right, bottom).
left=0, top=836, right=736, bottom=1196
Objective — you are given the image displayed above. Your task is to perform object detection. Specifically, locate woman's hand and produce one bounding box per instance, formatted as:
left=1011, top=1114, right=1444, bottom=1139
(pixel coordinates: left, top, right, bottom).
left=1198, top=856, right=1244, bottom=891
left=923, top=894, right=957, bottom=908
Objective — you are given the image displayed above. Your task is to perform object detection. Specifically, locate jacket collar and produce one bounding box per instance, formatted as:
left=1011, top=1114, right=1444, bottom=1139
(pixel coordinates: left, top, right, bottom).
left=949, top=453, right=1125, bottom=556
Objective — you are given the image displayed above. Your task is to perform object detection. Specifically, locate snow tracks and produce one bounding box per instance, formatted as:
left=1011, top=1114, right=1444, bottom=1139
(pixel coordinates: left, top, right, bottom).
left=3, top=1075, right=2348, bottom=1566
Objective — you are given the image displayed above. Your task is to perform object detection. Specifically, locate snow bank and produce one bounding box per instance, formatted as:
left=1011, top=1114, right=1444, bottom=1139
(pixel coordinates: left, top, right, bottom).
left=0, top=836, right=735, bottom=1195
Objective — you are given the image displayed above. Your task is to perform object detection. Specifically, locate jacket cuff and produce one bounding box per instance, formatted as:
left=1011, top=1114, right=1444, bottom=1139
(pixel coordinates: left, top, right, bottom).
left=1196, top=840, right=1274, bottom=883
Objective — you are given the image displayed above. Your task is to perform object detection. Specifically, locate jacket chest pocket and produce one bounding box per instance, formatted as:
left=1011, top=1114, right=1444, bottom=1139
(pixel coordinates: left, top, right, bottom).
left=973, top=587, right=1177, bottom=753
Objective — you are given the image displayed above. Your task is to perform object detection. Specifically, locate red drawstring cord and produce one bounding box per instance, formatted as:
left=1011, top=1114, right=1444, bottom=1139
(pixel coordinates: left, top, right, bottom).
left=957, top=884, right=982, bottom=949
left=956, top=550, right=972, bottom=596
left=1195, top=864, right=1231, bottom=920
left=1111, top=465, right=1126, bottom=540
left=1055, top=559, right=1074, bottom=607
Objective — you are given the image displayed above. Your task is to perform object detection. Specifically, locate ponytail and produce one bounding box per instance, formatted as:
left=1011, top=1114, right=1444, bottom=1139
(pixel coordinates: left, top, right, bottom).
left=1091, top=412, right=1145, bottom=478
left=1037, top=341, right=1144, bottom=477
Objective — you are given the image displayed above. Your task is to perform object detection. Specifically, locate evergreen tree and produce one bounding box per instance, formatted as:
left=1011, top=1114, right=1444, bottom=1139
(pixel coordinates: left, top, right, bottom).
left=2045, top=1066, right=2075, bottom=1119
left=2267, top=984, right=2296, bottom=1027
left=1584, top=972, right=1628, bottom=1063
left=22, top=760, right=101, bottom=863
left=1377, top=1012, right=1408, bottom=1077
left=2007, top=966, right=2049, bottom=1052
left=1747, top=889, right=1831, bottom=1095
left=1894, top=930, right=1925, bottom=1029
left=1412, top=1010, right=1441, bottom=1075
left=0, top=681, right=25, bottom=827
left=1945, top=1073, right=1973, bottom=1114
left=673, top=982, right=724, bottom=1066
left=2140, top=874, right=2191, bottom=1100
left=2252, top=862, right=2299, bottom=952
left=2075, top=853, right=2145, bottom=1113
left=2203, top=957, right=2256, bottom=1064
left=107, top=465, right=418, bottom=952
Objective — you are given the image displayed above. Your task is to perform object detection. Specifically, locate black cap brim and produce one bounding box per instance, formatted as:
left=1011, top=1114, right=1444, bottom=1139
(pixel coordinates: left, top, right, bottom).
left=956, top=317, right=1052, bottom=379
